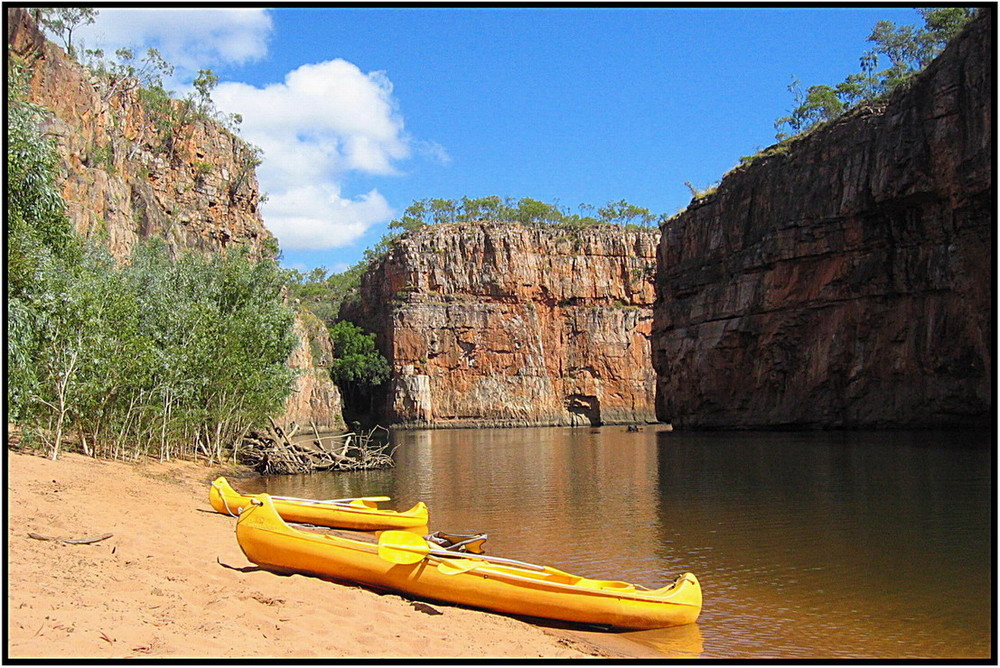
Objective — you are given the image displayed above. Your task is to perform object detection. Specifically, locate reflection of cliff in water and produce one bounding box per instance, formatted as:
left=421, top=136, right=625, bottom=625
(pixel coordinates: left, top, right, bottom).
left=243, top=425, right=990, bottom=659
left=652, top=428, right=991, bottom=658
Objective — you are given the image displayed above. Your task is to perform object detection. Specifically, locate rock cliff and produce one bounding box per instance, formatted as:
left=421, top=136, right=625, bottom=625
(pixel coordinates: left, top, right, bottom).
left=652, top=11, right=992, bottom=428
left=7, top=8, right=344, bottom=430
left=8, top=7, right=271, bottom=259
left=346, top=223, right=659, bottom=427
left=283, top=309, right=346, bottom=432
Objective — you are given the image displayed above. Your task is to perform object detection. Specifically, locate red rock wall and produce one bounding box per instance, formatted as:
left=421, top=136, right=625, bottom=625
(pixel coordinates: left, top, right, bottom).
left=279, top=310, right=345, bottom=432
left=652, top=11, right=992, bottom=428
left=347, top=223, right=659, bottom=427
left=7, top=7, right=273, bottom=259
left=8, top=8, right=344, bottom=431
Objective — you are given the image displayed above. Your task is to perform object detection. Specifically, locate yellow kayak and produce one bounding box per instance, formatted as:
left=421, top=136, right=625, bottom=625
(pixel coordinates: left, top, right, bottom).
left=235, top=494, right=702, bottom=629
left=209, top=477, right=429, bottom=531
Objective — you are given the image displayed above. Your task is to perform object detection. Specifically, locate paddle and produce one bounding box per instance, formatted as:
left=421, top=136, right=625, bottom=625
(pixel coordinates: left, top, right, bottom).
left=270, top=494, right=391, bottom=506
left=377, top=530, right=547, bottom=573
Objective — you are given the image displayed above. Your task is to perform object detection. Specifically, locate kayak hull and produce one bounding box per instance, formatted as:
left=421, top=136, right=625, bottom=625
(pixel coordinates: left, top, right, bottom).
left=210, top=477, right=428, bottom=530
left=235, top=495, right=701, bottom=630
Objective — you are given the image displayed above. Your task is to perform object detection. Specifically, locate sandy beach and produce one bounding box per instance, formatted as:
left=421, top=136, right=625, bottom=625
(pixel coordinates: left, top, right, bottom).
left=6, top=449, right=661, bottom=660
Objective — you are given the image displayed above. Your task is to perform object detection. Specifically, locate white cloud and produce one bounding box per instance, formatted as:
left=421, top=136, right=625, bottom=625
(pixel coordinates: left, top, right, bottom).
left=213, top=59, right=415, bottom=250
left=263, top=185, right=393, bottom=250
left=218, top=60, right=409, bottom=175
left=72, top=10, right=443, bottom=253
left=75, top=8, right=272, bottom=75
left=413, top=139, right=453, bottom=166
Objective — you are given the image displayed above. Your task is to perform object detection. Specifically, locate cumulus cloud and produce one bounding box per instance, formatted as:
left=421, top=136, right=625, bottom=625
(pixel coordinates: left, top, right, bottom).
left=73, top=9, right=444, bottom=252
left=213, top=59, right=414, bottom=250
left=264, top=185, right=393, bottom=250
left=75, top=8, right=272, bottom=75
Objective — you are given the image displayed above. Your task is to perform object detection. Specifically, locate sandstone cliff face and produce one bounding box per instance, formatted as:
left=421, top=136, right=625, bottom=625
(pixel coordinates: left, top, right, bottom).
left=347, top=223, right=659, bottom=427
left=280, top=309, right=346, bottom=432
left=8, top=8, right=272, bottom=259
left=8, top=9, right=344, bottom=431
left=652, top=11, right=992, bottom=428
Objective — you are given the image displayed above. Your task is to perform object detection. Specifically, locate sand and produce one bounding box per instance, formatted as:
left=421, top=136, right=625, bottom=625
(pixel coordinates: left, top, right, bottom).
left=6, top=449, right=658, bottom=660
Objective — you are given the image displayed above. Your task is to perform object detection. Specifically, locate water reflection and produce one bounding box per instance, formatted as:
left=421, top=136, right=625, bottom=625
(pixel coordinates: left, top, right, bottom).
left=625, top=623, right=705, bottom=658
left=245, top=426, right=992, bottom=659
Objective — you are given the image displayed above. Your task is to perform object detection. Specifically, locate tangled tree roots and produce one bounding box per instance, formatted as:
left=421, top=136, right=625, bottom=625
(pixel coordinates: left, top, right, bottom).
left=239, top=419, right=397, bottom=475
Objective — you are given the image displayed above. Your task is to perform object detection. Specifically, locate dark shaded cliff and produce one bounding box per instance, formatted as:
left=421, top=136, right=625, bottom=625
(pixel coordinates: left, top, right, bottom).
left=652, top=11, right=992, bottom=428
left=345, top=223, right=659, bottom=427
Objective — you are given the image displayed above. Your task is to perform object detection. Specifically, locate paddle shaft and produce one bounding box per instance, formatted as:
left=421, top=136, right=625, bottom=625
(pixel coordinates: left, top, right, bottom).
left=424, top=547, right=547, bottom=572
left=270, top=494, right=389, bottom=506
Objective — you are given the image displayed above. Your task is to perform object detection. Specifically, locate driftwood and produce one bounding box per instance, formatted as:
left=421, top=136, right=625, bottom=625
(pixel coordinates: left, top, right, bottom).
left=239, top=421, right=397, bottom=475
left=28, top=532, right=113, bottom=544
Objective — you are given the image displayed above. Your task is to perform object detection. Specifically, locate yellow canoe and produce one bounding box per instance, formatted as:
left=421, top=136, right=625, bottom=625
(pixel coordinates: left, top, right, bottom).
left=209, top=477, right=429, bottom=531
left=235, top=494, right=702, bottom=630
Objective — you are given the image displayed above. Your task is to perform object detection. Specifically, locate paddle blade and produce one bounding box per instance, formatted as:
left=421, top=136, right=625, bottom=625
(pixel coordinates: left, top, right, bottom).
left=436, top=558, right=481, bottom=575
left=377, top=529, right=429, bottom=565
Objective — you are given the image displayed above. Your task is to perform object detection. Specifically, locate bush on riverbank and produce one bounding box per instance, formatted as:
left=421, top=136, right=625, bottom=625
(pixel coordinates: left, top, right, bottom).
left=7, top=62, right=298, bottom=462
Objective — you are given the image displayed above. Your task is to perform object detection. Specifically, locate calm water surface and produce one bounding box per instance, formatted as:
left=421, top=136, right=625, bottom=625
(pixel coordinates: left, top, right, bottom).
left=243, top=426, right=993, bottom=660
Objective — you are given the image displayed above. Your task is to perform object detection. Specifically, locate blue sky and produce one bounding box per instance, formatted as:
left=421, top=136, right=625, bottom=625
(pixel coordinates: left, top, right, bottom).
left=73, top=5, right=924, bottom=274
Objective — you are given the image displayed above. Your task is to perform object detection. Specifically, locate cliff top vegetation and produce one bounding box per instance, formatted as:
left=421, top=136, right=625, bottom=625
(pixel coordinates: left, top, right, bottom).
left=673, top=7, right=979, bottom=212
left=772, top=7, right=977, bottom=142
left=284, top=193, right=663, bottom=334
left=387, top=195, right=663, bottom=232
left=374, top=194, right=661, bottom=263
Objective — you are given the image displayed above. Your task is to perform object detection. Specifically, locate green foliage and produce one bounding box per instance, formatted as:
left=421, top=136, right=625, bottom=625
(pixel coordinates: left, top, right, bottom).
left=86, top=141, right=116, bottom=172
left=774, top=80, right=846, bottom=141
left=36, top=7, right=97, bottom=60
left=138, top=83, right=195, bottom=158
left=684, top=181, right=719, bottom=200
left=192, top=69, right=220, bottom=116
left=85, top=46, right=174, bottom=105
left=227, top=144, right=264, bottom=204
left=775, top=8, right=976, bottom=140
left=8, top=238, right=298, bottom=462
left=387, top=195, right=662, bottom=231
left=85, top=47, right=254, bottom=164
left=328, top=321, right=391, bottom=387
left=8, top=11, right=290, bottom=461
left=285, top=265, right=363, bottom=326
left=597, top=199, right=656, bottom=227
left=6, top=59, right=78, bottom=298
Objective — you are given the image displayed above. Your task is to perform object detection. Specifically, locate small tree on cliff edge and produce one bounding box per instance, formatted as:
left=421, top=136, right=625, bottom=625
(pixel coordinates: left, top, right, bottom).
left=36, top=7, right=97, bottom=60
left=775, top=7, right=977, bottom=140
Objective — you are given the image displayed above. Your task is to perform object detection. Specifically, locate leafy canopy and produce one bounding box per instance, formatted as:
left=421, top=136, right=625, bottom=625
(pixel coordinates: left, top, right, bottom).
left=775, top=7, right=976, bottom=140
left=328, top=321, right=391, bottom=389
left=387, top=195, right=662, bottom=232
left=6, top=58, right=79, bottom=298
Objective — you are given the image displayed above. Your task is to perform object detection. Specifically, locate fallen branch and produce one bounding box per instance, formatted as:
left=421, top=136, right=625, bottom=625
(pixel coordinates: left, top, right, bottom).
left=238, top=425, right=395, bottom=475
left=28, top=532, right=113, bottom=544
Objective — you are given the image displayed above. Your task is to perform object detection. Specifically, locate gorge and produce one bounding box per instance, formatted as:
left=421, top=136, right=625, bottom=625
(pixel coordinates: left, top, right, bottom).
left=10, top=7, right=992, bottom=433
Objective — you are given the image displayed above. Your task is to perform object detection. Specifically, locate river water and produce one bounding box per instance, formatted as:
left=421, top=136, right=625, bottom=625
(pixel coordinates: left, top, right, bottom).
left=242, top=426, right=993, bottom=660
